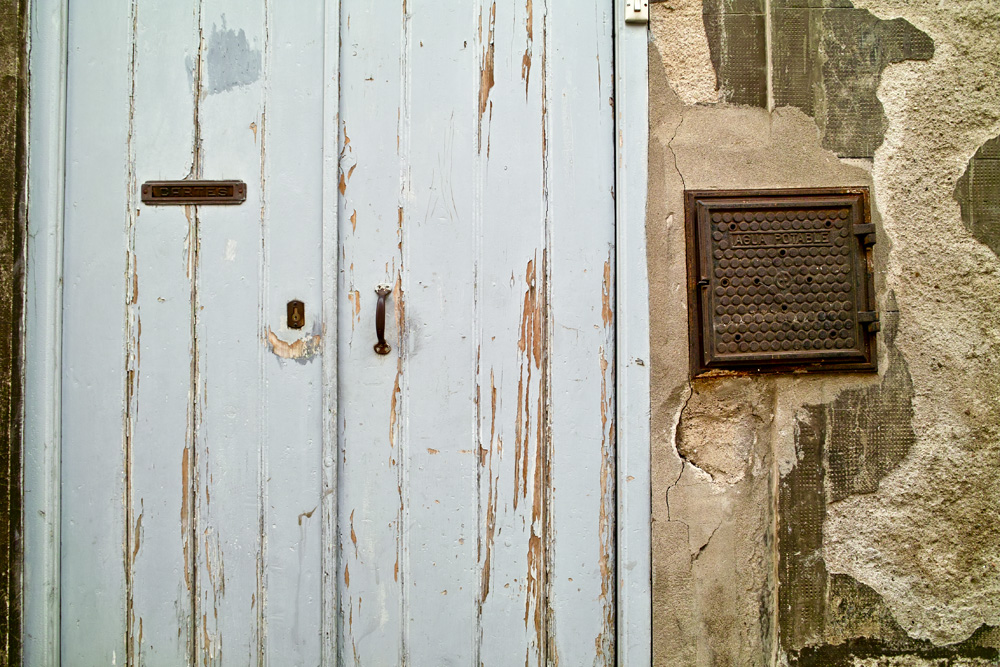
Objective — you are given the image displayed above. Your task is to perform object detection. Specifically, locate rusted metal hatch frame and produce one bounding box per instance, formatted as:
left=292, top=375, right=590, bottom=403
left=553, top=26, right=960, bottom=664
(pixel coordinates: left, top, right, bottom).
left=685, top=187, right=878, bottom=377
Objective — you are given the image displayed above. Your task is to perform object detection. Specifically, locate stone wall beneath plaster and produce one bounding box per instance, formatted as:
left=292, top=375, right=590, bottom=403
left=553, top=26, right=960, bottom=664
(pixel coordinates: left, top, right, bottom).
left=647, top=1, right=1000, bottom=664
left=0, top=0, right=26, bottom=662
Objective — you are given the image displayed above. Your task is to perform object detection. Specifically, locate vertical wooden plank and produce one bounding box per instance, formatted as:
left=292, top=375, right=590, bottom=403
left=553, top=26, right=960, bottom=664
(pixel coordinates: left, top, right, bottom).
left=59, top=0, right=131, bottom=661
left=399, top=1, right=480, bottom=663
left=545, top=1, right=617, bottom=664
left=127, top=2, right=201, bottom=663
left=260, top=1, right=325, bottom=664
left=193, top=2, right=266, bottom=662
left=320, top=0, right=340, bottom=663
left=614, top=2, right=652, bottom=663
left=475, top=1, right=548, bottom=664
left=23, top=1, right=68, bottom=663
left=337, top=1, right=405, bottom=663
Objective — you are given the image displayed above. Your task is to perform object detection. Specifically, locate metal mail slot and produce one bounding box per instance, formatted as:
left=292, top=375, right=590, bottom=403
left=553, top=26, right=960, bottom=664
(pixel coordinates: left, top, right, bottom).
left=141, top=180, right=246, bottom=205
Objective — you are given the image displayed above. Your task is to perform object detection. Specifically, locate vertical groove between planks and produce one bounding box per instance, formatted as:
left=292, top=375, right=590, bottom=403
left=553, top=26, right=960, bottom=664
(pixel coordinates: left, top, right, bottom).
left=257, top=2, right=272, bottom=662
left=473, top=0, right=490, bottom=658
left=473, top=0, right=485, bottom=659
left=123, top=3, right=139, bottom=662
left=187, top=2, right=204, bottom=660
left=397, top=2, right=411, bottom=660
left=320, top=0, right=340, bottom=663
left=540, top=0, right=554, bottom=661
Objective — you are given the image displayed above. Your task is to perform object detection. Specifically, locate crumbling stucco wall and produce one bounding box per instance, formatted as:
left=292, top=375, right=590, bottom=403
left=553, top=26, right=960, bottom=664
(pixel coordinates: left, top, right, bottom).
left=648, top=1, right=1000, bottom=664
left=0, top=0, right=26, bottom=662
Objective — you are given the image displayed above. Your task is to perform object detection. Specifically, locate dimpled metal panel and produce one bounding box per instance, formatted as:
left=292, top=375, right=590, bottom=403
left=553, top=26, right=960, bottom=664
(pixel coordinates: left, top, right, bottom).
left=685, top=188, right=877, bottom=375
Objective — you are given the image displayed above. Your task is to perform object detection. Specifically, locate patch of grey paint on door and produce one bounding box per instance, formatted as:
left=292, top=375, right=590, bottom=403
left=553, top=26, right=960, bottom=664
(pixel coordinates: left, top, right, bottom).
left=205, top=18, right=261, bottom=95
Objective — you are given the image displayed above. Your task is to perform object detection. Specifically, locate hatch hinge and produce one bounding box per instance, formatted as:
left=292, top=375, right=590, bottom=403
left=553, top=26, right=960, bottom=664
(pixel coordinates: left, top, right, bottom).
left=625, top=0, right=649, bottom=24
left=858, top=310, right=880, bottom=333
left=853, top=222, right=876, bottom=247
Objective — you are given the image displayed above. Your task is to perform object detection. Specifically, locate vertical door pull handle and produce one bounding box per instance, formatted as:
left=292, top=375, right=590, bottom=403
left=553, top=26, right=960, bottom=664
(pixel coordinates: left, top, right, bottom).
left=374, top=283, right=392, bottom=355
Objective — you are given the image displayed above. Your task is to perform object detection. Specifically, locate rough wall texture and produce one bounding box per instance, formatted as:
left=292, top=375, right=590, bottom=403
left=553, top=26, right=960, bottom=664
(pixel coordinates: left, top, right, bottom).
left=649, top=0, right=1000, bottom=664
left=0, top=0, right=26, bottom=663
left=955, top=134, right=1000, bottom=258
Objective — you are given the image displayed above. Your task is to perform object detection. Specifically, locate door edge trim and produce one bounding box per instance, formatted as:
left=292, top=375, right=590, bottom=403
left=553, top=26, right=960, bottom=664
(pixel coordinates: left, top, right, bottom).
left=614, top=3, right=652, bottom=665
left=23, top=0, right=69, bottom=663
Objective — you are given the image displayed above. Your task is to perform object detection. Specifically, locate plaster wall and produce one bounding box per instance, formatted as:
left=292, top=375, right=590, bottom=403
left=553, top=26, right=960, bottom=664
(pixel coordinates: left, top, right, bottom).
left=0, top=0, right=26, bottom=661
left=648, top=1, right=1000, bottom=664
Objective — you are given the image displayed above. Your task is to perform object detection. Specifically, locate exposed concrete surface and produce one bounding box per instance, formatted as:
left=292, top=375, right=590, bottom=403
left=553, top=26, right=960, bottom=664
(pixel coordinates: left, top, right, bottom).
left=650, top=0, right=718, bottom=106
left=649, top=0, right=1000, bottom=663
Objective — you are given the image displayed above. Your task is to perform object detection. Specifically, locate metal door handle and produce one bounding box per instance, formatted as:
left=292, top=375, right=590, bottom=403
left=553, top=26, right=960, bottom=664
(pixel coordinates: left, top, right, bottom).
left=374, top=283, right=392, bottom=355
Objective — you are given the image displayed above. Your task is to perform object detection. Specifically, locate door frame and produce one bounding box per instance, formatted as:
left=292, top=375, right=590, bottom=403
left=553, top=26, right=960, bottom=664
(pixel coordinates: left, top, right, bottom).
left=21, top=0, right=651, bottom=663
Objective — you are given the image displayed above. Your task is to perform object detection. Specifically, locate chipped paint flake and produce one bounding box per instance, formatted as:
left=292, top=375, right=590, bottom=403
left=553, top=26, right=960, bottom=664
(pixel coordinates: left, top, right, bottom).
left=297, top=506, right=317, bottom=525
left=266, top=327, right=322, bottom=360
left=478, top=2, right=497, bottom=150
left=521, top=0, right=533, bottom=97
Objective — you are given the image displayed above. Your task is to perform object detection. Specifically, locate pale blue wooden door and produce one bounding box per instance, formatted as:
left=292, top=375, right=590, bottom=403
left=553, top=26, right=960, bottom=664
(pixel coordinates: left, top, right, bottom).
left=58, top=1, right=616, bottom=664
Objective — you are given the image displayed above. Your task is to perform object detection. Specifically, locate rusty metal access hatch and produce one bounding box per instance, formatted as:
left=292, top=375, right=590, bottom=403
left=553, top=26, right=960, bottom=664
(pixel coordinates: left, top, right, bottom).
left=685, top=188, right=878, bottom=376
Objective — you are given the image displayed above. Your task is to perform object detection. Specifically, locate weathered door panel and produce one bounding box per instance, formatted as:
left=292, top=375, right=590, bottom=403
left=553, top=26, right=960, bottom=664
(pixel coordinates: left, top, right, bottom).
left=337, top=0, right=615, bottom=664
left=59, top=1, right=614, bottom=664
left=62, top=1, right=327, bottom=664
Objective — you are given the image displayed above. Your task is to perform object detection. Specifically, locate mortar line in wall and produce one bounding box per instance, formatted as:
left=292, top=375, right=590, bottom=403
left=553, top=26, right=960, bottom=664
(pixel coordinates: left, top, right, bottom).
left=764, top=0, right=774, bottom=112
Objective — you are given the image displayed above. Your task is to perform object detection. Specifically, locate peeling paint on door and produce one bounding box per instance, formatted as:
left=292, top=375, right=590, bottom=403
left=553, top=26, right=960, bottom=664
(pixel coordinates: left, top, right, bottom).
left=58, top=1, right=614, bottom=664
